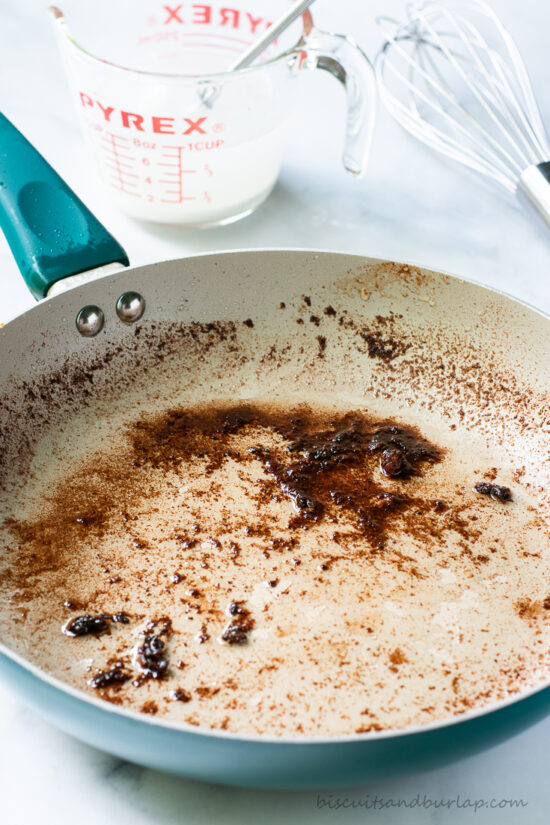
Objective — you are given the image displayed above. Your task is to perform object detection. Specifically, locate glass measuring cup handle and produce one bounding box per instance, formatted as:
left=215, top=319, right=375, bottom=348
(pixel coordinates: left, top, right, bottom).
left=294, top=28, right=377, bottom=176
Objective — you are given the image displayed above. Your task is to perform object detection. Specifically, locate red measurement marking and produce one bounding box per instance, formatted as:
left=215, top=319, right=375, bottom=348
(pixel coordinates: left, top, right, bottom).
left=99, top=133, right=141, bottom=197
left=159, top=146, right=198, bottom=202
left=110, top=181, right=140, bottom=196
left=102, top=150, right=136, bottom=162
left=101, top=133, right=130, bottom=145
left=107, top=175, right=138, bottom=189
left=109, top=175, right=137, bottom=185
left=103, top=159, right=137, bottom=173
left=158, top=170, right=197, bottom=176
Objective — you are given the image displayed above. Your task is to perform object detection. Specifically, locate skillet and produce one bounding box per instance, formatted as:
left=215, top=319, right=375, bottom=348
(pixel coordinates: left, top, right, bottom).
left=0, top=113, right=549, bottom=788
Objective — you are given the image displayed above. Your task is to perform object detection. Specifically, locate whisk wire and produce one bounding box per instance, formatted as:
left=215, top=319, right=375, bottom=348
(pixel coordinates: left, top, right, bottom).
left=437, top=9, right=544, bottom=167
left=414, top=46, right=520, bottom=184
left=379, top=25, right=520, bottom=188
left=416, top=34, right=524, bottom=178
left=417, top=7, right=530, bottom=177
left=477, top=0, right=548, bottom=142
left=376, top=0, right=550, bottom=196
left=464, top=43, right=540, bottom=166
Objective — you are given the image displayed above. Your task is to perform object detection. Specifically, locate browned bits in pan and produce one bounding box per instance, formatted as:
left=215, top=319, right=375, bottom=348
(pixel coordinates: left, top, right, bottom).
left=171, top=688, right=192, bottom=702
left=63, top=610, right=130, bottom=637
left=379, top=448, right=411, bottom=478
left=221, top=600, right=254, bottom=644
left=135, top=617, right=172, bottom=680
left=145, top=617, right=172, bottom=636
left=89, top=665, right=131, bottom=689
left=221, top=624, right=250, bottom=644
left=360, top=331, right=410, bottom=362
left=137, top=634, right=170, bottom=679
left=474, top=482, right=512, bottom=502
left=366, top=425, right=440, bottom=465
left=63, top=614, right=109, bottom=637
left=186, top=588, right=201, bottom=598
left=228, top=600, right=245, bottom=616
left=196, top=625, right=210, bottom=644
left=195, top=686, right=220, bottom=699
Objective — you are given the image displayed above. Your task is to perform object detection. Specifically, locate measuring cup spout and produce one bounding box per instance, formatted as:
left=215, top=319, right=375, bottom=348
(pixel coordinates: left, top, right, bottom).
left=295, top=28, right=377, bottom=177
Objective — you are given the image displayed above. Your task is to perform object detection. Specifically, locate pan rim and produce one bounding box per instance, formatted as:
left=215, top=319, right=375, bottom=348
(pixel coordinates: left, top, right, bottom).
left=2, top=247, right=550, bottom=330
left=1, top=247, right=549, bottom=745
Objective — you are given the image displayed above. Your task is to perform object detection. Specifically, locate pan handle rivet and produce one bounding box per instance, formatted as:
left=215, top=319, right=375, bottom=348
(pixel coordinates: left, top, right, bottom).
left=76, top=305, right=105, bottom=337
left=116, top=291, right=146, bottom=324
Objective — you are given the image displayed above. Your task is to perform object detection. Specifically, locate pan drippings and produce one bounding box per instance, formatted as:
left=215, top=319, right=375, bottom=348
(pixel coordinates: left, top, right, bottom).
left=0, top=400, right=549, bottom=736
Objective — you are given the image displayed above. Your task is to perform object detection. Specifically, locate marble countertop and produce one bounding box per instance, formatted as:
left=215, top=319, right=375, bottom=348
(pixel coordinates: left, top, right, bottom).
left=0, top=0, right=549, bottom=821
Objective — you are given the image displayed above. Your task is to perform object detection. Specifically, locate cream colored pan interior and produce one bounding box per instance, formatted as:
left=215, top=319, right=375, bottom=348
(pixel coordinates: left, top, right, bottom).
left=0, top=251, right=548, bottom=737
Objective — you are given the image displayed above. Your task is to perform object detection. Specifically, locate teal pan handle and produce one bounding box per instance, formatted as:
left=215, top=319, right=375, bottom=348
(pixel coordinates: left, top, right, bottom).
left=0, top=113, right=129, bottom=299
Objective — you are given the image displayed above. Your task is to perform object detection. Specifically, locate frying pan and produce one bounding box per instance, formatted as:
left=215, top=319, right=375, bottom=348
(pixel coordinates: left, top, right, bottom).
left=0, top=113, right=549, bottom=789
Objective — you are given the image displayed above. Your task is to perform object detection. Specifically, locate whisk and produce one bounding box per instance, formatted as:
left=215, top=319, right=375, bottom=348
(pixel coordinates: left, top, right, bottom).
left=376, top=0, right=550, bottom=229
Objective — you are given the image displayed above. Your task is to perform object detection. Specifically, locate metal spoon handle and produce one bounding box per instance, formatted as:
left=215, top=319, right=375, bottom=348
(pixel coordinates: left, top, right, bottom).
left=227, top=0, right=316, bottom=71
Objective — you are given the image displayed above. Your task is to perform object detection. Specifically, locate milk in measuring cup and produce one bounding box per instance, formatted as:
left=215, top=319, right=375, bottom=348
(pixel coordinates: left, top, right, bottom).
left=53, top=0, right=376, bottom=225
left=68, top=43, right=293, bottom=226
left=84, top=115, right=287, bottom=226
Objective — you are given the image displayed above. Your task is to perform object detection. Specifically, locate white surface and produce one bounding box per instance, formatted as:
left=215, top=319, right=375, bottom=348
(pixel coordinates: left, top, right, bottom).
left=0, top=0, right=549, bottom=821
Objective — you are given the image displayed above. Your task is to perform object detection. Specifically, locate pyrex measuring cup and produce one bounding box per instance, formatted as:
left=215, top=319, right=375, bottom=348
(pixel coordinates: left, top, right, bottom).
left=50, top=1, right=376, bottom=226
